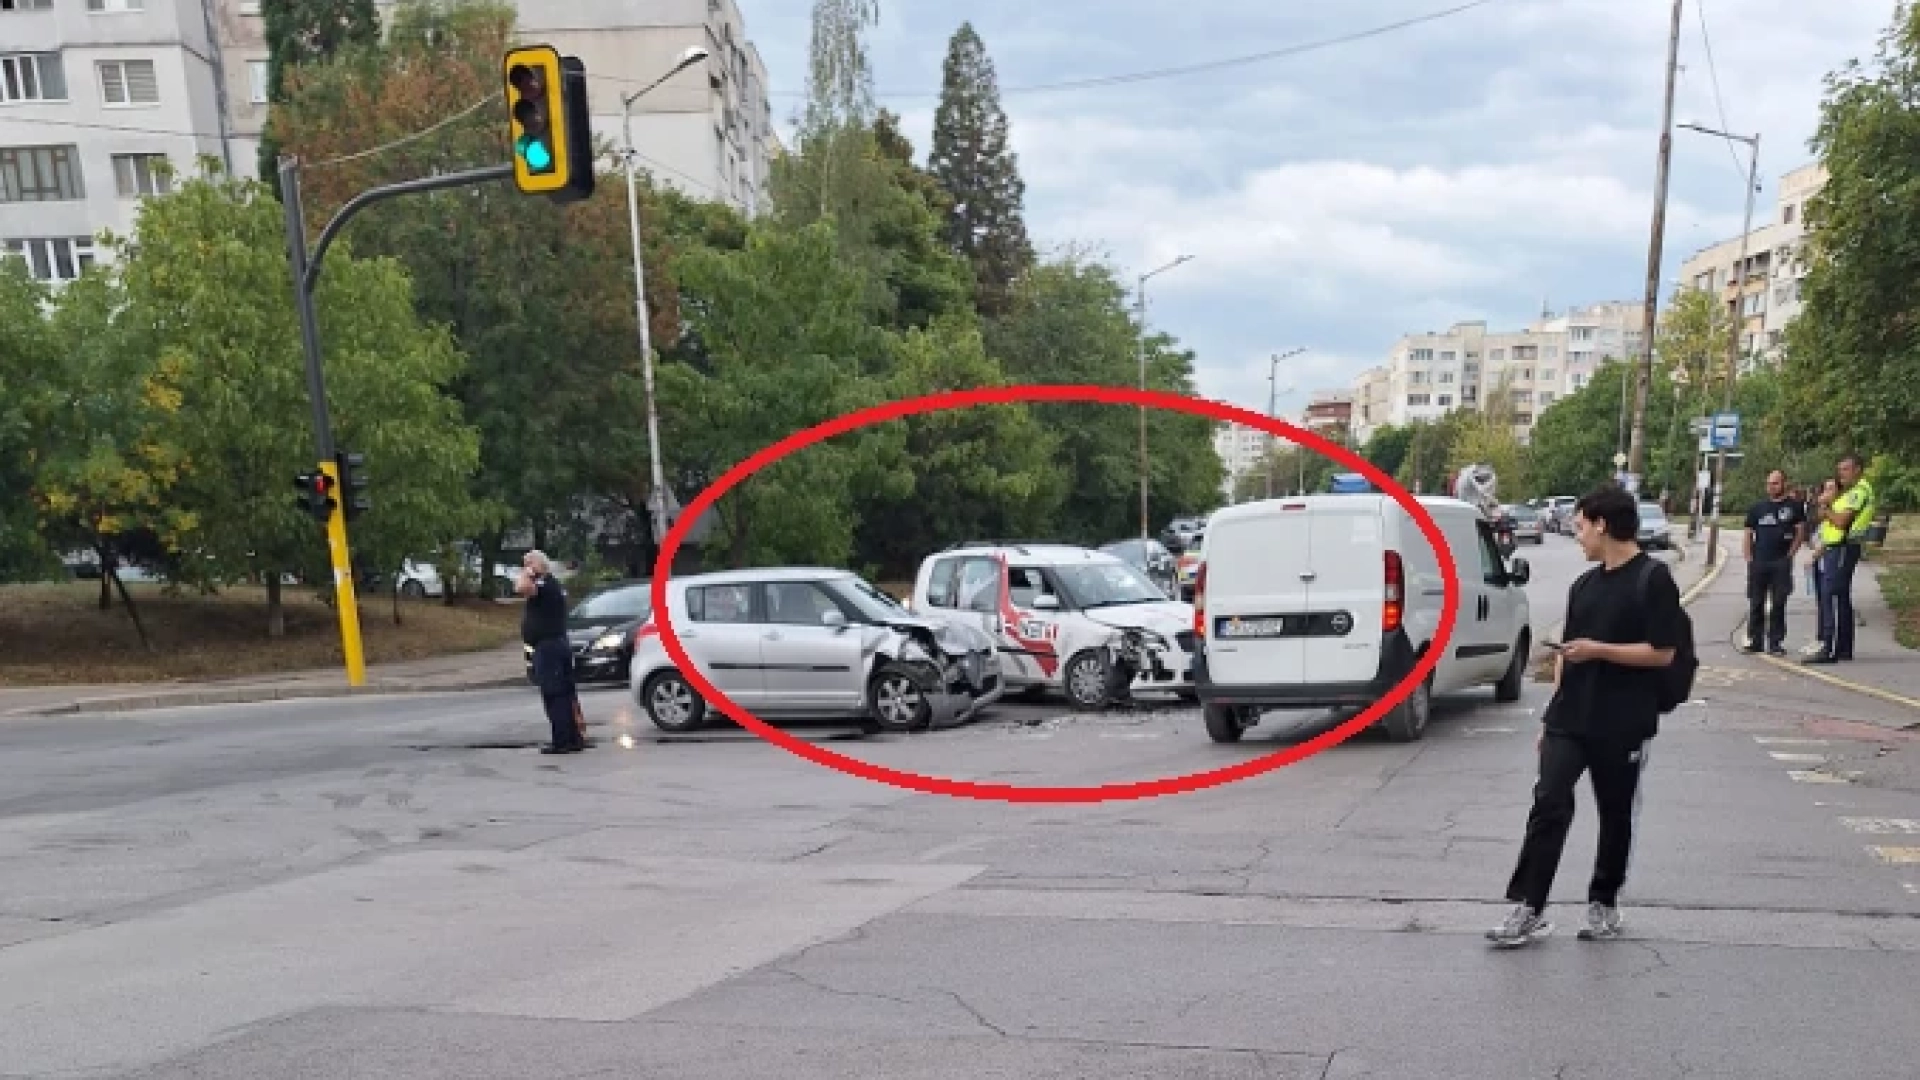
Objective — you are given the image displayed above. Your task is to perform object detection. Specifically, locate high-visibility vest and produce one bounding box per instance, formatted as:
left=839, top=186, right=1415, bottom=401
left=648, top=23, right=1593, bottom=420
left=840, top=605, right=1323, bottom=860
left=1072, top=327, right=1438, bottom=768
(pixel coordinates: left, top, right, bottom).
left=1818, top=478, right=1876, bottom=545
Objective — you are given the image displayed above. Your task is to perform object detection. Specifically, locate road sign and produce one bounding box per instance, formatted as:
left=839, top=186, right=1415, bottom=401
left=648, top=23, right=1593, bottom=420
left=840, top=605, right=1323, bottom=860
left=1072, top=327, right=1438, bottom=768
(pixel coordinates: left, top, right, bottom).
left=1710, top=412, right=1741, bottom=451
left=1688, top=416, right=1711, bottom=435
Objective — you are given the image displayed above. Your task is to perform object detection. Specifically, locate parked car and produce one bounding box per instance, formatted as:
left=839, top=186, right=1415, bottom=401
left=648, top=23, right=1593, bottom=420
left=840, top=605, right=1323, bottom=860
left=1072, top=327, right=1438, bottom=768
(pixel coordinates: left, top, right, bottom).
left=522, top=579, right=654, bottom=685
left=907, top=541, right=1199, bottom=708
left=1543, top=495, right=1577, bottom=534
left=1175, top=533, right=1205, bottom=601
left=1192, top=493, right=1533, bottom=744
left=1098, top=537, right=1179, bottom=598
left=1504, top=503, right=1545, bottom=545
left=628, top=567, right=1003, bottom=734
left=1637, top=502, right=1673, bottom=550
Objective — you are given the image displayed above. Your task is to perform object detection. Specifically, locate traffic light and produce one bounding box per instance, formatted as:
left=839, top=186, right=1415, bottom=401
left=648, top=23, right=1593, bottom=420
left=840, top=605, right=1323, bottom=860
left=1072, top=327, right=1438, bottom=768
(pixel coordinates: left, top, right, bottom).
left=504, top=45, right=594, bottom=204
left=335, top=450, right=370, bottom=522
left=294, top=470, right=336, bottom=523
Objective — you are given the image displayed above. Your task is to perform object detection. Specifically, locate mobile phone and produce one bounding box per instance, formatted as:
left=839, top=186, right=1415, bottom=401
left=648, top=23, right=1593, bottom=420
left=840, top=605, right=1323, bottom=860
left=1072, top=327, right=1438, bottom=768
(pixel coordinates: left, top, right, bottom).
left=1541, top=640, right=1565, bottom=652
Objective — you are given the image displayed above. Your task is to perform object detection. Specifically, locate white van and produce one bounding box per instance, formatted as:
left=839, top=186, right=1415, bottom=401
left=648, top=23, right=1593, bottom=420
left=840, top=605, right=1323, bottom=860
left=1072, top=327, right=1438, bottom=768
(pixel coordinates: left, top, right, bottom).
left=1191, top=494, right=1533, bottom=743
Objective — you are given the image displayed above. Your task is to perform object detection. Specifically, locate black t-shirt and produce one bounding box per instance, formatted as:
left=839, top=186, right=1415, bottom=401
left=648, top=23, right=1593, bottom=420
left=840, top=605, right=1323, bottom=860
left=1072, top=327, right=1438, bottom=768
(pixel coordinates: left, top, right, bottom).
left=521, top=575, right=569, bottom=645
left=1545, top=553, right=1684, bottom=741
left=1745, top=497, right=1805, bottom=563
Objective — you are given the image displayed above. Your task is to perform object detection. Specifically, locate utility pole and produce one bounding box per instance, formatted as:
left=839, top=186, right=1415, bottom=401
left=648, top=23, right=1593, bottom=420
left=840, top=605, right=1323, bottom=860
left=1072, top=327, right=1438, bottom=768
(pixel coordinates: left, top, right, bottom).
left=1135, top=254, right=1193, bottom=537
left=1265, top=348, right=1303, bottom=499
left=1626, top=0, right=1686, bottom=488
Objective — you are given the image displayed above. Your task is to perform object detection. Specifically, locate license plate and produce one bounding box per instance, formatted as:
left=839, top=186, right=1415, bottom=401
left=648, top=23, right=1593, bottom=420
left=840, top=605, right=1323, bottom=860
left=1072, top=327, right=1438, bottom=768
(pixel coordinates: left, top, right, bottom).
left=1218, top=617, right=1290, bottom=638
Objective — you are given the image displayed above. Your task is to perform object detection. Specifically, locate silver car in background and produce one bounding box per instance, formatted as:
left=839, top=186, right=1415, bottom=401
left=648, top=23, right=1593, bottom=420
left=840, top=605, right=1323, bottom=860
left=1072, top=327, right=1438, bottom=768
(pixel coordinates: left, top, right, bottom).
left=629, top=567, right=1004, bottom=734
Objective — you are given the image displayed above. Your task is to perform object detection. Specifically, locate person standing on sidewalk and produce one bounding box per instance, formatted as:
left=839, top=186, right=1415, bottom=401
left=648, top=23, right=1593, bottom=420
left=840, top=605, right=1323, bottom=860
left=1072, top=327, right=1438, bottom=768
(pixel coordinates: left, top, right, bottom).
left=1742, top=470, right=1806, bottom=656
left=1800, top=477, right=1839, bottom=657
left=1808, top=455, right=1877, bottom=666
left=1488, top=485, right=1684, bottom=948
left=517, top=550, right=588, bottom=754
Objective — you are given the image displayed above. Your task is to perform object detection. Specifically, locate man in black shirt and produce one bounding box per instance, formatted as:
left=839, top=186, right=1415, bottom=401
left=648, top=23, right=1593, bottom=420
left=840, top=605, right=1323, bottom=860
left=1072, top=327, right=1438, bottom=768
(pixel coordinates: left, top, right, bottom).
left=1489, top=485, right=1683, bottom=948
left=518, top=549, right=587, bottom=755
left=1742, top=470, right=1805, bottom=656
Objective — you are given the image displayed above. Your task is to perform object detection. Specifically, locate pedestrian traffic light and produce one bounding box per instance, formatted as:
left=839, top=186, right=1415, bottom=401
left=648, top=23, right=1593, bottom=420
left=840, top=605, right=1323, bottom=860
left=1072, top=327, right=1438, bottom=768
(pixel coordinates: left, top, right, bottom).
left=335, top=450, right=370, bottom=522
left=294, top=470, right=336, bottom=523
left=504, top=45, right=595, bottom=203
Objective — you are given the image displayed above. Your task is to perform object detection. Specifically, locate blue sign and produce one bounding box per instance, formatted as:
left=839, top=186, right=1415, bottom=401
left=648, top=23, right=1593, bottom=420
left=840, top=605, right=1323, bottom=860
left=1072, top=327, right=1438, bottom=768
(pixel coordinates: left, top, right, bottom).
left=1710, top=412, right=1741, bottom=451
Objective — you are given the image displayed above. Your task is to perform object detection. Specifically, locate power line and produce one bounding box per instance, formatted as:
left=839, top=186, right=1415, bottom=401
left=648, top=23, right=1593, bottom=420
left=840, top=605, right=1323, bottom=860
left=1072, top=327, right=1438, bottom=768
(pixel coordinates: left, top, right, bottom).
left=0, top=113, right=230, bottom=140
left=304, top=91, right=500, bottom=169
left=1692, top=0, right=1750, bottom=184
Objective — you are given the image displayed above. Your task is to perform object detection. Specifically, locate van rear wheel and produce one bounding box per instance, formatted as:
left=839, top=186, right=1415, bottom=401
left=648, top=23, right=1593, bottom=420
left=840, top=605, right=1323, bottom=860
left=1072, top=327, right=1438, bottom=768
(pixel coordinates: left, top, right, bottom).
left=1204, top=704, right=1248, bottom=743
left=1379, top=677, right=1431, bottom=743
left=1494, top=630, right=1529, bottom=703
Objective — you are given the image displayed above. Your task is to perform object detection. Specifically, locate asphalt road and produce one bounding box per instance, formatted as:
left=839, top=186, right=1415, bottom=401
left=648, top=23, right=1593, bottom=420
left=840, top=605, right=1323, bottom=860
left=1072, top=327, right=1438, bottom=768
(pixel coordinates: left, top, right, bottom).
left=3, top=531, right=1919, bottom=1079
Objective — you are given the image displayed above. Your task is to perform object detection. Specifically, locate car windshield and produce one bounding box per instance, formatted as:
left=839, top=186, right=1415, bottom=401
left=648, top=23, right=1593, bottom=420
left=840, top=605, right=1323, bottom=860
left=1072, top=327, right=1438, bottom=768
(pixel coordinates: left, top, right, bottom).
left=822, top=576, right=909, bottom=622
left=1510, top=506, right=1538, bottom=520
left=570, top=585, right=651, bottom=622
left=1052, top=561, right=1168, bottom=609
left=1641, top=506, right=1667, bottom=524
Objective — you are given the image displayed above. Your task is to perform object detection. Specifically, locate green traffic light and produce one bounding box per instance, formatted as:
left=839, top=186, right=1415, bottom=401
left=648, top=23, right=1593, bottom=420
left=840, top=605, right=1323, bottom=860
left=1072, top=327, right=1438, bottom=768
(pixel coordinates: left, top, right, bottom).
left=516, top=134, right=554, bottom=172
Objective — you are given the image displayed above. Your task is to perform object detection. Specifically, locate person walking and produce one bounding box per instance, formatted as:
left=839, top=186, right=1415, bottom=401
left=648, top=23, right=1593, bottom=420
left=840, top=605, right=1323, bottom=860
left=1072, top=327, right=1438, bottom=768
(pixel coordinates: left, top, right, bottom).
left=1741, top=470, right=1806, bottom=656
left=1808, top=455, right=1877, bottom=665
left=517, top=549, right=588, bottom=754
left=1488, top=485, right=1684, bottom=948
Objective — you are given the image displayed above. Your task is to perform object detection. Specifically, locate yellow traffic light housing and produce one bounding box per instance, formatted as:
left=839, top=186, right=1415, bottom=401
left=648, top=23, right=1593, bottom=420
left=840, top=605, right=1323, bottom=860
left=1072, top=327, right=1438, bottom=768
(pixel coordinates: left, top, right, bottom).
left=504, top=44, right=595, bottom=204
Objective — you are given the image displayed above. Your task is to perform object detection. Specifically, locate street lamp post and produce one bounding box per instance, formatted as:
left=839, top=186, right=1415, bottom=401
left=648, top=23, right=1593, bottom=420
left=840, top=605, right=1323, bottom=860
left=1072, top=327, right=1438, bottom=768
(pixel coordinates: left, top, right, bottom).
left=1136, top=254, right=1194, bottom=538
left=1266, top=348, right=1303, bottom=499
left=1679, top=121, right=1760, bottom=570
left=621, top=45, right=709, bottom=547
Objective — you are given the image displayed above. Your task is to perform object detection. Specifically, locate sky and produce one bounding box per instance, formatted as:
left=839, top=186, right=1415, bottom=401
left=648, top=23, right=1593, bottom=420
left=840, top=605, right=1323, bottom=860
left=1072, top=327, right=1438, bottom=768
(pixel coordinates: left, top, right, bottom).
left=732, top=0, right=1896, bottom=420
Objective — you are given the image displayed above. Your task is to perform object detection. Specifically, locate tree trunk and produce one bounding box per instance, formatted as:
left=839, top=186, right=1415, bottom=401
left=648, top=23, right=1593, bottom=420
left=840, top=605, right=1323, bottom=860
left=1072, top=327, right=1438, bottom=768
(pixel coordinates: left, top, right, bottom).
left=266, top=575, right=285, bottom=639
left=95, top=541, right=113, bottom=610
left=110, top=566, right=152, bottom=652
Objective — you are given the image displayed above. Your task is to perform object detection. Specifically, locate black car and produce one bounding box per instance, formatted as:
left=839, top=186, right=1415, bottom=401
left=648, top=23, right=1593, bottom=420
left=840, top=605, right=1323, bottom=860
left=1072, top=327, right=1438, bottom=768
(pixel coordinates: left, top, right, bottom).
left=1098, top=537, right=1179, bottom=599
left=522, top=579, right=654, bottom=685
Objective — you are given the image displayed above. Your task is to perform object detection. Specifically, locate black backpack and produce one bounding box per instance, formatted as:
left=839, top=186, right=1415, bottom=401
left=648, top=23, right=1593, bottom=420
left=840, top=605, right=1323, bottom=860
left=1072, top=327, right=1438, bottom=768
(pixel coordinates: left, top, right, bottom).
left=1636, top=557, right=1696, bottom=713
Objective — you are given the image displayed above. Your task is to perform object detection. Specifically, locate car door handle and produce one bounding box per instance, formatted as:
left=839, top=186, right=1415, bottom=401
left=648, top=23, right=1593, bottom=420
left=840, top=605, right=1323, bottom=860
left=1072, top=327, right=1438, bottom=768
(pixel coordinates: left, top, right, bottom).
left=1299, top=571, right=1316, bottom=582
left=764, top=630, right=783, bottom=641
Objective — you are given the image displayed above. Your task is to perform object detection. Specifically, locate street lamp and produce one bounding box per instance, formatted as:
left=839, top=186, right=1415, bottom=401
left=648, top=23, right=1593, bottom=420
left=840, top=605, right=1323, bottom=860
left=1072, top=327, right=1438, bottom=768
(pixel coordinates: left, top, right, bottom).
left=1266, top=348, right=1303, bottom=499
left=1678, top=121, right=1760, bottom=570
left=621, top=44, right=710, bottom=546
left=1136, top=253, right=1194, bottom=538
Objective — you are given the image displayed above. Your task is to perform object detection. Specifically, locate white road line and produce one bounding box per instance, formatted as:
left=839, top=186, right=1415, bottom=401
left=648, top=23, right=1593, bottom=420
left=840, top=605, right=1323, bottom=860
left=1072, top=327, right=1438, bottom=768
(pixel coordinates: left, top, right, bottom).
left=1789, top=770, right=1853, bottom=785
left=1867, top=846, right=1920, bottom=865
left=1769, top=752, right=1830, bottom=764
left=1841, top=818, right=1920, bottom=835
left=1754, top=737, right=1832, bottom=746
left=1904, top=883, right=1919, bottom=896
left=1465, top=727, right=1517, bottom=735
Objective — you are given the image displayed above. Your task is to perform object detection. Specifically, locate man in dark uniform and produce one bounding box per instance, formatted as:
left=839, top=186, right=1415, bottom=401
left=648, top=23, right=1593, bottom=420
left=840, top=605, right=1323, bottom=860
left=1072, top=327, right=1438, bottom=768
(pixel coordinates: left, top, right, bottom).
left=517, top=550, right=587, bottom=755
left=1742, top=469, right=1805, bottom=656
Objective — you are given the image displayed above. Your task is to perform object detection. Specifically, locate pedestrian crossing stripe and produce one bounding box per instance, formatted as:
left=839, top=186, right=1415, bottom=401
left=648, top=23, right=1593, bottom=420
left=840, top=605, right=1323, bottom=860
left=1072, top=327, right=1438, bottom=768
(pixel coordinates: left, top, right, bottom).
left=1789, top=770, right=1853, bottom=784
left=1841, top=818, right=1920, bottom=834
left=1866, top=846, right=1920, bottom=865
left=1768, top=752, right=1829, bottom=763
left=1753, top=737, right=1832, bottom=746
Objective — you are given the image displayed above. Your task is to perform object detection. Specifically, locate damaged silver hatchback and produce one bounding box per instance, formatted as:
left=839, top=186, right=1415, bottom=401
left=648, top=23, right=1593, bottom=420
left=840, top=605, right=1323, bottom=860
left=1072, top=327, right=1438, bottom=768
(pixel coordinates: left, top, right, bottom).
left=628, top=567, right=1005, bottom=735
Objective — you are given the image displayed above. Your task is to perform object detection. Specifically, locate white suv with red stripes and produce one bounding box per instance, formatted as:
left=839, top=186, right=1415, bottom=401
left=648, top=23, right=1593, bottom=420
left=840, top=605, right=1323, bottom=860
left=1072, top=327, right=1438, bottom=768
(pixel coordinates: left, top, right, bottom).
left=906, top=542, right=1199, bottom=709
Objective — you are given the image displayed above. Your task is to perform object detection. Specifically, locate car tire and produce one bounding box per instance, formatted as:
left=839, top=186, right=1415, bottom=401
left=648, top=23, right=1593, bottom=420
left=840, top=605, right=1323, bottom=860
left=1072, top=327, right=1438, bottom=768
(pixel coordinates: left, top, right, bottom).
left=1379, top=674, right=1432, bottom=743
left=1495, top=629, right=1529, bottom=703
left=1063, top=649, right=1112, bottom=711
left=868, top=661, right=934, bottom=733
left=1203, top=703, right=1248, bottom=743
left=641, top=670, right=708, bottom=733
left=401, top=579, right=426, bottom=599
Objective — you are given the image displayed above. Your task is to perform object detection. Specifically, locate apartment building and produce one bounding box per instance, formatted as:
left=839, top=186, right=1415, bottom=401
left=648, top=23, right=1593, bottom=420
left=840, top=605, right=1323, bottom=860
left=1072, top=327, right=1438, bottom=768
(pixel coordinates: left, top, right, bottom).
left=1302, top=389, right=1353, bottom=437
left=1371, top=301, right=1645, bottom=442
left=1350, top=366, right=1391, bottom=445
left=1677, top=162, right=1825, bottom=371
left=1213, top=421, right=1274, bottom=502
left=3, top=0, right=776, bottom=287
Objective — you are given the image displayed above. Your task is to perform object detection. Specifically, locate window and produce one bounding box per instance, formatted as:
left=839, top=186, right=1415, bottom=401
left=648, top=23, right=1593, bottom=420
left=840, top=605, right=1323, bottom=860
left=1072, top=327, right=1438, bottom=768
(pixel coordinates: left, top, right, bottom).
left=4, top=237, right=96, bottom=282
left=1540, top=369, right=1555, bottom=383
left=1571, top=326, right=1595, bottom=342
left=1783, top=203, right=1796, bottom=225
left=112, top=153, right=169, bottom=196
left=1519, top=368, right=1533, bottom=381
left=1406, top=393, right=1431, bottom=406
left=1439, top=371, right=1454, bottom=384
left=686, top=583, right=753, bottom=623
left=1475, top=522, right=1507, bottom=585
left=247, top=60, right=267, bottom=103
left=763, top=581, right=846, bottom=626
left=1409, top=348, right=1433, bottom=363
left=1, top=53, right=66, bottom=102
left=1510, top=389, right=1532, bottom=404
left=1544, top=346, right=1559, bottom=359
left=1743, top=291, right=1766, bottom=316
left=1410, top=370, right=1428, bottom=384
left=1572, top=374, right=1587, bottom=389
left=0, top=145, right=83, bottom=201
left=1538, top=391, right=1556, bottom=407
left=925, top=556, right=997, bottom=612
left=238, top=0, right=261, bottom=12
left=87, top=0, right=146, bottom=10
left=98, top=59, right=158, bottom=106
left=1440, top=351, right=1455, bottom=362
left=1437, top=394, right=1453, bottom=407
left=2, top=0, right=57, bottom=9
left=1490, top=349, right=1506, bottom=362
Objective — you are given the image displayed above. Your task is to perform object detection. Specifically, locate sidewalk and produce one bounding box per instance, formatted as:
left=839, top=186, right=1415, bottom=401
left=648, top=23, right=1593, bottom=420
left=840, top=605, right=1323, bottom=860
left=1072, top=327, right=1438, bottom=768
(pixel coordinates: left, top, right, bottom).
left=0, top=642, right=527, bottom=718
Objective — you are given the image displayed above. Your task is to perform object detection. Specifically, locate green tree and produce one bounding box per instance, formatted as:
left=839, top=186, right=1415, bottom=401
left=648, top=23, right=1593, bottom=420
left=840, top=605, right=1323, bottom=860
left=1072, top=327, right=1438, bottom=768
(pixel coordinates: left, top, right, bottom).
left=1786, top=2, right=1920, bottom=456
left=1450, top=373, right=1529, bottom=499
left=928, top=22, right=1035, bottom=317
left=1396, top=413, right=1467, bottom=496
left=0, top=262, right=56, bottom=582
left=1360, top=423, right=1414, bottom=479
left=112, top=173, right=485, bottom=635
left=787, top=0, right=883, bottom=219
left=1527, top=361, right=1636, bottom=498
left=257, top=0, right=382, bottom=192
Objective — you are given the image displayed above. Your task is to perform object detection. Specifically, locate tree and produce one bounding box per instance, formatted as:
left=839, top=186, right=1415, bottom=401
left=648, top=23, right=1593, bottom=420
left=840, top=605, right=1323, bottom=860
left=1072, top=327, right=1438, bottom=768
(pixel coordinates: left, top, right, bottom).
left=788, top=0, right=883, bottom=218
left=111, top=173, right=485, bottom=635
left=1786, top=2, right=1920, bottom=457
left=1360, top=424, right=1414, bottom=479
left=1527, top=362, right=1636, bottom=499
left=257, top=0, right=382, bottom=192
left=928, top=22, right=1035, bottom=317
left=0, top=262, right=56, bottom=582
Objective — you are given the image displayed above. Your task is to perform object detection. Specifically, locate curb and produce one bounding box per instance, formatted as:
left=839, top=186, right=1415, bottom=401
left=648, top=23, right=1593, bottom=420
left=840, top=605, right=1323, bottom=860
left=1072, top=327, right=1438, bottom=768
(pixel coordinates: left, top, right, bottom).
left=1726, top=597, right=1920, bottom=722
left=10, top=675, right=529, bottom=717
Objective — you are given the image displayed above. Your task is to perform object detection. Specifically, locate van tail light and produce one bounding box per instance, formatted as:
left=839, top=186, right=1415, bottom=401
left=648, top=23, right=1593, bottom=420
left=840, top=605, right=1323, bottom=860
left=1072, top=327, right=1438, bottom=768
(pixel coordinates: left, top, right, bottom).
left=1192, top=563, right=1208, bottom=637
left=1383, top=550, right=1404, bottom=634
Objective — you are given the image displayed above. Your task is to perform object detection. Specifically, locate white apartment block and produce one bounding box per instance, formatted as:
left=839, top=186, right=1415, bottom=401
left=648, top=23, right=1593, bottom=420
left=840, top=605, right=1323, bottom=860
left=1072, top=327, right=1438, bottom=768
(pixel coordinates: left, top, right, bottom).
left=1677, top=162, right=1824, bottom=372
left=3, top=0, right=775, bottom=287
left=1371, top=301, right=1646, bottom=443
left=1213, top=421, right=1274, bottom=502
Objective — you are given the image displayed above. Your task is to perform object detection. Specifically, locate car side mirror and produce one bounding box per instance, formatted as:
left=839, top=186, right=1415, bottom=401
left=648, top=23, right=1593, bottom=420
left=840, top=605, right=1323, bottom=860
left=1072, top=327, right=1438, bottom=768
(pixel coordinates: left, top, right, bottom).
left=1508, top=558, right=1531, bottom=586
left=1032, top=594, right=1060, bottom=610
left=821, top=610, right=846, bottom=627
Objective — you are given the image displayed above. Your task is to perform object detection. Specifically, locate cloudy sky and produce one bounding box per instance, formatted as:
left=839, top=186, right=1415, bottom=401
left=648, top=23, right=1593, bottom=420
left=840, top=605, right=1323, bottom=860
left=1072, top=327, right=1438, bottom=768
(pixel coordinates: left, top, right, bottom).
left=733, top=0, right=1894, bottom=418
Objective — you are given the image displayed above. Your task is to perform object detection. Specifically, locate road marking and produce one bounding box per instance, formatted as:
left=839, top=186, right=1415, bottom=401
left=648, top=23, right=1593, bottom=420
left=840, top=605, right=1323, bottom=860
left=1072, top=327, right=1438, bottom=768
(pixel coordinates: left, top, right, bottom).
left=1905, top=883, right=1919, bottom=896
left=1789, top=770, right=1853, bottom=784
left=1768, top=752, right=1830, bottom=764
left=1841, top=818, right=1920, bottom=834
left=1754, top=737, right=1832, bottom=746
left=1732, top=613, right=1920, bottom=714
left=1465, top=726, right=1517, bottom=735
left=1099, top=732, right=1163, bottom=740
left=1867, top=846, right=1920, bottom=865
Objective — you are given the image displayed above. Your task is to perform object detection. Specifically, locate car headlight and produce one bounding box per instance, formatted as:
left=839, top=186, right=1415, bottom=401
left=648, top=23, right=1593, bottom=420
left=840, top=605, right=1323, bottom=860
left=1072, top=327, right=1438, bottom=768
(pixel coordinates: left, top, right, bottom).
left=590, top=633, right=625, bottom=651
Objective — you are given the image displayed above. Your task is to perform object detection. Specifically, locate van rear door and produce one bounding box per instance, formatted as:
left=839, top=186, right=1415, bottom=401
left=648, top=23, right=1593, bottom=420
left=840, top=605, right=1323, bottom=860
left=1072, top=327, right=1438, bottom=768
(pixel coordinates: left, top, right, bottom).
left=1201, top=502, right=1314, bottom=686
left=1299, top=498, right=1387, bottom=685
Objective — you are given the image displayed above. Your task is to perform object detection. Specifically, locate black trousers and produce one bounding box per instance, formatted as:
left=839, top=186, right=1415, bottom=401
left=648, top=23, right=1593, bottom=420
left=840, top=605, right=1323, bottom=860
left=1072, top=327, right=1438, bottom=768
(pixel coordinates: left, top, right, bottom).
left=1816, top=543, right=1863, bottom=659
left=530, top=636, right=584, bottom=748
left=1745, top=557, right=1793, bottom=649
left=1505, top=730, right=1650, bottom=911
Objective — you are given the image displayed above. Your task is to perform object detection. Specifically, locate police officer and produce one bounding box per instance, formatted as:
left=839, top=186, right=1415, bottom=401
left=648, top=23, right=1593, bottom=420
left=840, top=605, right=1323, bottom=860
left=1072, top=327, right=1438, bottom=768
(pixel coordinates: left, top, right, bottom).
left=517, top=549, right=589, bottom=753
left=1808, top=454, right=1876, bottom=665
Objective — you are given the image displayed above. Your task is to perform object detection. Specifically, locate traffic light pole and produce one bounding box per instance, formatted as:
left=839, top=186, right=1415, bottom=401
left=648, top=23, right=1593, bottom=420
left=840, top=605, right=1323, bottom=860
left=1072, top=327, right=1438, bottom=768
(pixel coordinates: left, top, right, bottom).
left=278, top=156, right=515, bottom=688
